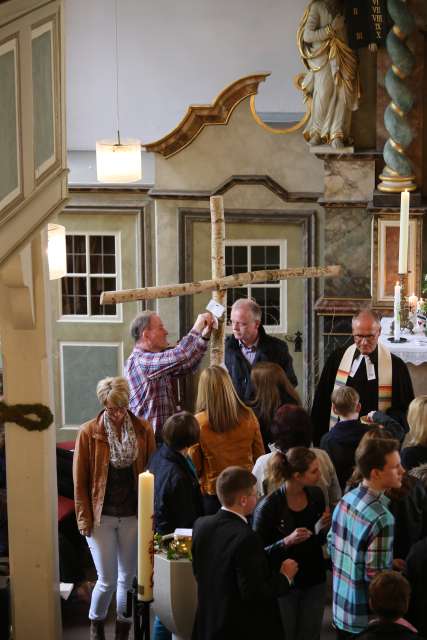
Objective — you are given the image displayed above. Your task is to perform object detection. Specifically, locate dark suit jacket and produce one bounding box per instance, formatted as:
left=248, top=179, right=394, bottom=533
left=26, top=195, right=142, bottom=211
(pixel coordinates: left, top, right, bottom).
left=225, top=325, right=297, bottom=402
left=191, top=509, right=289, bottom=640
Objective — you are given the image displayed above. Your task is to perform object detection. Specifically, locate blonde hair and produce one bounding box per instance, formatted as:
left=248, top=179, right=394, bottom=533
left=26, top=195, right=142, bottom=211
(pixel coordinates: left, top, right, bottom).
left=251, top=362, right=301, bottom=424
left=96, top=376, right=130, bottom=407
left=407, top=396, right=427, bottom=446
left=331, top=385, right=360, bottom=416
left=196, top=365, right=251, bottom=433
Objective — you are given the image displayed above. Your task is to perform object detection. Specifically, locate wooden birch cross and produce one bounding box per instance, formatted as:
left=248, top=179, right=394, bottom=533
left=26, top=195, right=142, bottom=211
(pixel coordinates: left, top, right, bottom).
left=101, top=196, right=341, bottom=364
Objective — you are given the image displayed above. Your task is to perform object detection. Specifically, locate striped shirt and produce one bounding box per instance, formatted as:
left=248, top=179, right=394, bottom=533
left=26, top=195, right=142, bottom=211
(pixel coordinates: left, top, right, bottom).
left=328, top=484, right=394, bottom=635
left=125, top=330, right=208, bottom=436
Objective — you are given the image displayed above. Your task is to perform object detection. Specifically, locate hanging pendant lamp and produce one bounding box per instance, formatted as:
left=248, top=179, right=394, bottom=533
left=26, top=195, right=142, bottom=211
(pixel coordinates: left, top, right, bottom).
left=96, top=0, right=142, bottom=183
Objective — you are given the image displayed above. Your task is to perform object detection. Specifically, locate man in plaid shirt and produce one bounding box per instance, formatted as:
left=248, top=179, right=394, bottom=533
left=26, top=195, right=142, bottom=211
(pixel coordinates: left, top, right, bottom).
left=328, top=436, right=404, bottom=638
left=125, top=310, right=213, bottom=441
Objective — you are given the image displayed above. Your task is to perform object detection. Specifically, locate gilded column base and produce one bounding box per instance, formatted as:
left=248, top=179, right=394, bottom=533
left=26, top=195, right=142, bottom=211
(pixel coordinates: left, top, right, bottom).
left=377, top=169, right=417, bottom=192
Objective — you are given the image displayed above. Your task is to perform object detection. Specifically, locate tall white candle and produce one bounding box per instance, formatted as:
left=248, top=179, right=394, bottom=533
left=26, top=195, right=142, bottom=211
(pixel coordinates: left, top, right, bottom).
left=394, top=282, right=401, bottom=342
left=138, top=471, right=154, bottom=602
left=398, top=190, right=410, bottom=274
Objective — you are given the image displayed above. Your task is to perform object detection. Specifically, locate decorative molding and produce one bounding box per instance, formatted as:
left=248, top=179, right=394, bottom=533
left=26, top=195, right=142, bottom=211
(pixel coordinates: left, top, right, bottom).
left=318, top=199, right=369, bottom=208
left=313, top=151, right=381, bottom=161
left=148, top=175, right=320, bottom=203
left=143, top=73, right=270, bottom=158
left=314, top=297, right=372, bottom=315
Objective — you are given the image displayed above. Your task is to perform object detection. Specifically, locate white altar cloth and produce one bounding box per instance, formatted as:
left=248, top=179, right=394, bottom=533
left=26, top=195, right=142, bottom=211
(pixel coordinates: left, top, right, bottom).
left=380, top=318, right=427, bottom=366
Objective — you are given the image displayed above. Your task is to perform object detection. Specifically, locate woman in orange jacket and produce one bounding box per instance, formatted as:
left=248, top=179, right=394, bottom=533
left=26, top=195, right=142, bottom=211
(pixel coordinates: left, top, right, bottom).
left=189, top=365, right=264, bottom=515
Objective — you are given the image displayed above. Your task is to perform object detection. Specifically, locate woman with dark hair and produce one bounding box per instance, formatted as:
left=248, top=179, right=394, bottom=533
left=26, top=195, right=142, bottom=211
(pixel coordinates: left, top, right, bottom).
left=147, top=411, right=203, bottom=535
left=189, top=365, right=264, bottom=515
left=250, top=362, right=301, bottom=448
left=252, top=404, right=341, bottom=509
left=147, top=411, right=203, bottom=640
left=253, top=447, right=330, bottom=640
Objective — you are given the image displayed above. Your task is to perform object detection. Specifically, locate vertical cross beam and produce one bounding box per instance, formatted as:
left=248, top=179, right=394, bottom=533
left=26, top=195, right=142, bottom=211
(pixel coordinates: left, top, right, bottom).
left=209, top=196, right=226, bottom=365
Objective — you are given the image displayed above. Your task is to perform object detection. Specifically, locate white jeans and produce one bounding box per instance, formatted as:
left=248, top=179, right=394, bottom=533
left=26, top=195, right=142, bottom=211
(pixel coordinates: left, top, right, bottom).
left=86, top=515, right=137, bottom=621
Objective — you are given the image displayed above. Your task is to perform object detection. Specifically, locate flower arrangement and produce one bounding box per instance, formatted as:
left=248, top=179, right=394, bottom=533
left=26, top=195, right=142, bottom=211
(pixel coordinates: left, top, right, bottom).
left=154, top=532, right=192, bottom=561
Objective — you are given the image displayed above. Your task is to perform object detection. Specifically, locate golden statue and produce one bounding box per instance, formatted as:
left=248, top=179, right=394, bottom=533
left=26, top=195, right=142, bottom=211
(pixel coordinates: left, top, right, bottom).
left=298, top=0, right=360, bottom=149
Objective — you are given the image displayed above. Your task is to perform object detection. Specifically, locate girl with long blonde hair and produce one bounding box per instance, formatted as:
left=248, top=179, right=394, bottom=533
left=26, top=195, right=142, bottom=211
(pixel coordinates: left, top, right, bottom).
left=189, top=365, right=264, bottom=514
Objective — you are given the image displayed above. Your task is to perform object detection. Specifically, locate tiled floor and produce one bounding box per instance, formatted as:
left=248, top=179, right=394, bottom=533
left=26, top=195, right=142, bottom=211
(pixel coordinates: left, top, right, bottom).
left=62, top=580, right=337, bottom=639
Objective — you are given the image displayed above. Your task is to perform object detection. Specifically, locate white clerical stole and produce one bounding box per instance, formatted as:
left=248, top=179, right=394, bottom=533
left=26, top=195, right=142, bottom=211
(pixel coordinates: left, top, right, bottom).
left=349, top=354, right=376, bottom=381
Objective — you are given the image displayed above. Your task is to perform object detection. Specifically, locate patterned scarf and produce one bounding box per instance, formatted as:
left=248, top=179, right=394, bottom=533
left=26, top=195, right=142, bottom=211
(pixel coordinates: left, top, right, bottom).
left=329, top=342, right=393, bottom=429
left=103, top=411, right=139, bottom=469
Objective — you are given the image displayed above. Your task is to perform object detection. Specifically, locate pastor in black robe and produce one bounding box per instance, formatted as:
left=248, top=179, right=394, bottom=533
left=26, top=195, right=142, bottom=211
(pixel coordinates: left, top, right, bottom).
left=311, top=345, right=414, bottom=446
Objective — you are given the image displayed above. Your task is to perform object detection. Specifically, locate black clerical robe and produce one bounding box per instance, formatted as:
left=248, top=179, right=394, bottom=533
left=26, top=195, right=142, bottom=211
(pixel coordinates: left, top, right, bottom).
left=311, top=346, right=414, bottom=446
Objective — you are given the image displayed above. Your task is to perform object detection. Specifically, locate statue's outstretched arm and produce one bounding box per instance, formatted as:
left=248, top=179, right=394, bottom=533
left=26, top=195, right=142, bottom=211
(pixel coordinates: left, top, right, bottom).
left=303, top=6, right=331, bottom=44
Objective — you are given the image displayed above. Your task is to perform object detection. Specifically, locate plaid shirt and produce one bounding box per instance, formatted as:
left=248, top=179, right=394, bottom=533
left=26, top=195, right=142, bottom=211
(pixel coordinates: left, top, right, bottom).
left=125, top=330, right=208, bottom=436
left=327, top=484, right=394, bottom=634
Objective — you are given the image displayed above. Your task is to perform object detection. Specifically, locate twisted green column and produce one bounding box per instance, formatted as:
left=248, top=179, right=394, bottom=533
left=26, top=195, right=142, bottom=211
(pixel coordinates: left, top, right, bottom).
left=378, top=0, right=417, bottom=192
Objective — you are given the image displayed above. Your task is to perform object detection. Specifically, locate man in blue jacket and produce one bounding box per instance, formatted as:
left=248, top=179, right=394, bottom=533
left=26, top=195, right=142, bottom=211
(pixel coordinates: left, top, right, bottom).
left=225, top=298, right=297, bottom=401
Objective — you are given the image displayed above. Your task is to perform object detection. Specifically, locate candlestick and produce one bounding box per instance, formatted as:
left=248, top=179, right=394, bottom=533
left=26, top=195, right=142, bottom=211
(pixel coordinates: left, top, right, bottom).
left=138, top=471, right=154, bottom=602
left=394, top=282, right=401, bottom=342
left=408, top=293, right=418, bottom=314
left=398, top=190, right=410, bottom=274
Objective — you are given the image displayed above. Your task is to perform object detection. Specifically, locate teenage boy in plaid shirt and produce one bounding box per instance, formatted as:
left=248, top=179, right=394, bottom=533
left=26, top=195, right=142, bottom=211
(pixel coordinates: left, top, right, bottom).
left=328, top=436, right=404, bottom=638
left=125, top=310, right=213, bottom=442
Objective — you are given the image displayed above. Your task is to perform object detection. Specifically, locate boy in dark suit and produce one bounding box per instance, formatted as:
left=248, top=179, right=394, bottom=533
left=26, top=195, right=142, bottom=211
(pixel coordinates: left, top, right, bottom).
left=191, top=466, right=298, bottom=640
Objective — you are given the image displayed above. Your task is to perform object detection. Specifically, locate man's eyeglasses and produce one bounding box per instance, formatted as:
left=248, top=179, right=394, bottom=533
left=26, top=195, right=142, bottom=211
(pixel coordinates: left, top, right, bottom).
left=353, top=334, right=378, bottom=341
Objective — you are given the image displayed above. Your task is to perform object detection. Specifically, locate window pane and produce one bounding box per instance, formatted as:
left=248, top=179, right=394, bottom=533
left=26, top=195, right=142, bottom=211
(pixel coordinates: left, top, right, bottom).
left=103, top=255, right=116, bottom=273
left=251, top=245, right=280, bottom=276
left=90, top=254, right=104, bottom=274
left=103, top=236, right=115, bottom=254
left=251, top=246, right=266, bottom=269
left=225, top=246, right=247, bottom=276
left=73, top=235, right=86, bottom=254
left=62, top=296, right=74, bottom=315
left=62, top=277, right=74, bottom=296
left=89, top=236, right=102, bottom=254
left=73, top=254, right=86, bottom=273
left=61, top=278, right=87, bottom=315
left=90, top=277, right=116, bottom=316
left=266, top=245, right=280, bottom=267
left=252, top=287, right=280, bottom=325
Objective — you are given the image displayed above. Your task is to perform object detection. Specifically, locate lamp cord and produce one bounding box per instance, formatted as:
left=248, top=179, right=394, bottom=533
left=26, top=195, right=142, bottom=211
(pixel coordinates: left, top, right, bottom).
left=114, top=0, right=121, bottom=145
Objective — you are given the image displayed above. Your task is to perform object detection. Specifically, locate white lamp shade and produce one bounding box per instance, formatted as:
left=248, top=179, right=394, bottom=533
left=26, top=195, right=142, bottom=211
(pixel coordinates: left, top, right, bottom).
left=96, top=139, right=142, bottom=183
left=47, top=224, right=67, bottom=280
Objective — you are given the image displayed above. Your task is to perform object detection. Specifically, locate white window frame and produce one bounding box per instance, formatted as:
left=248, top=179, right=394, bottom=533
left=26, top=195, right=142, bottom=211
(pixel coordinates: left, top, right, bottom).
left=59, top=341, right=124, bottom=429
left=224, top=239, right=287, bottom=333
left=59, top=231, right=122, bottom=323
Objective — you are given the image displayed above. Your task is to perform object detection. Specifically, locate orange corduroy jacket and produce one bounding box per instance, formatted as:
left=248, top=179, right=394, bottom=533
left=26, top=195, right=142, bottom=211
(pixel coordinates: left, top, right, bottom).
left=189, top=409, right=265, bottom=496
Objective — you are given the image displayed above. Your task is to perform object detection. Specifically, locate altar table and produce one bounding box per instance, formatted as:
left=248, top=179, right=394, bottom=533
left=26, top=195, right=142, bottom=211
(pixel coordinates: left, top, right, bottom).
left=380, top=318, right=427, bottom=396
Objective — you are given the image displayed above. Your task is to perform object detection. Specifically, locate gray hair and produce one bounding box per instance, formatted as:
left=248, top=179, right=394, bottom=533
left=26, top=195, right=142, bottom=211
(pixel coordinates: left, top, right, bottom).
left=231, top=298, right=262, bottom=322
left=352, top=308, right=382, bottom=327
left=130, top=311, right=155, bottom=342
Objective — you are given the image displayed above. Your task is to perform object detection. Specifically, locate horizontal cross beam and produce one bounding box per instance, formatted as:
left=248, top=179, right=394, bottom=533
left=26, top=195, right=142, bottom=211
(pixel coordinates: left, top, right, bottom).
left=100, top=265, right=341, bottom=305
